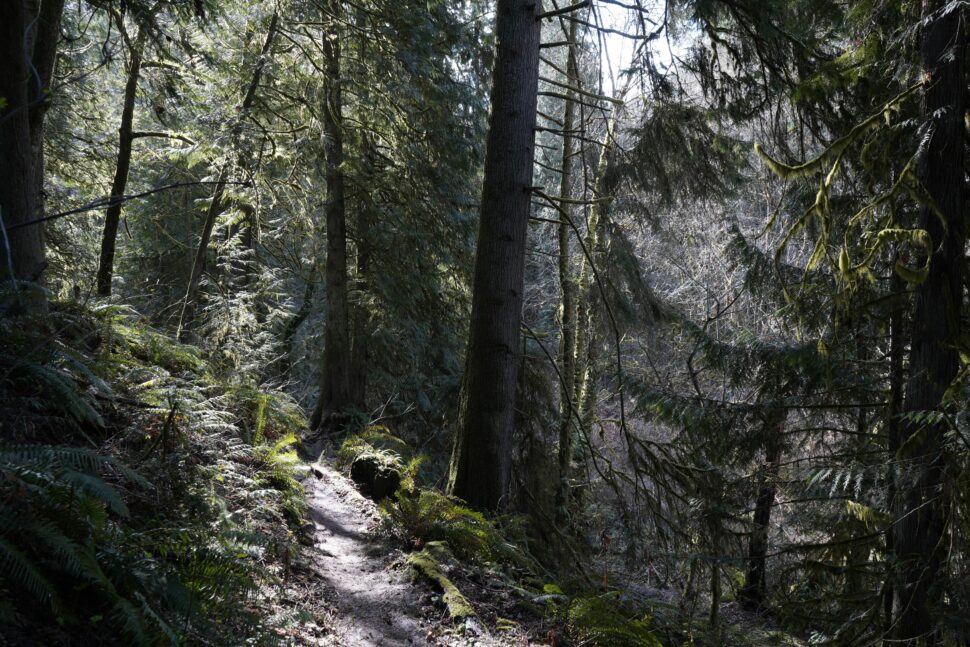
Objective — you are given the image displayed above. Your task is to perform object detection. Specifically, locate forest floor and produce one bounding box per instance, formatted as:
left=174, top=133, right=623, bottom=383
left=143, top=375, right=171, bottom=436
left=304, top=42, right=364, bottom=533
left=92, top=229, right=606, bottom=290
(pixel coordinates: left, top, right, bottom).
left=288, top=455, right=540, bottom=647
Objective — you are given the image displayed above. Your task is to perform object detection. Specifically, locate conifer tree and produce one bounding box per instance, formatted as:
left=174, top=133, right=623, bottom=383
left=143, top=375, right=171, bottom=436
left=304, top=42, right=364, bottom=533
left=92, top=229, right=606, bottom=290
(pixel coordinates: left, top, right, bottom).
left=449, top=0, right=543, bottom=510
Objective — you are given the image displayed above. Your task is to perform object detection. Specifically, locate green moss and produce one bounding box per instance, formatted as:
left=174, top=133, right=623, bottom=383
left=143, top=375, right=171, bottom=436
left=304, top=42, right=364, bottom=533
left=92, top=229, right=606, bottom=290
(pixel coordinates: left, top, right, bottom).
left=338, top=427, right=425, bottom=497
left=565, top=594, right=663, bottom=647
left=114, top=323, right=207, bottom=375
left=408, top=542, right=476, bottom=620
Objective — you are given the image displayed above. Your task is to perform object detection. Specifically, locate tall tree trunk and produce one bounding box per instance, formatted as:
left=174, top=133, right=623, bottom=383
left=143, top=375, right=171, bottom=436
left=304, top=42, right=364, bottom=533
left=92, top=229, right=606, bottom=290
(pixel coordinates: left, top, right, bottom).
left=96, top=22, right=143, bottom=296
left=447, top=0, right=542, bottom=510
left=0, top=0, right=45, bottom=312
left=176, top=12, right=278, bottom=340
left=27, top=0, right=65, bottom=269
left=740, top=408, right=786, bottom=609
left=310, top=0, right=352, bottom=431
left=350, top=195, right=371, bottom=412
left=573, top=119, right=619, bottom=427
left=347, top=4, right=374, bottom=415
left=554, top=19, right=580, bottom=524
left=892, top=3, right=965, bottom=643
left=883, top=267, right=906, bottom=644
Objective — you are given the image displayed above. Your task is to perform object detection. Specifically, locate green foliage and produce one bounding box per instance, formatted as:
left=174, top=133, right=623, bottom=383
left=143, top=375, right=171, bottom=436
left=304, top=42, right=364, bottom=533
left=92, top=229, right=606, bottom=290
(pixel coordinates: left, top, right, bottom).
left=564, top=593, right=663, bottom=647
left=0, top=442, right=245, bottom=643
left=338, top=426, right=412, bottom=468
left=227, top=383, right=307, bottom=446
left=383, top=490, right=498, bottom=561
left=0, top=305, right=113, bottom=439
left=338, top=426, right=424, bottom=492
left=253, top=432, right=307, bottom=524
left=0, top=300, right=308, bottom=643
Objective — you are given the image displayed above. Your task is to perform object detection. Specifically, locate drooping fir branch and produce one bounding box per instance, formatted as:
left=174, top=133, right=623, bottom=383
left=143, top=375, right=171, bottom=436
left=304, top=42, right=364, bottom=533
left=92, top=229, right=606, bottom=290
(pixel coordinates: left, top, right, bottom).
left=755, top=81, right=926, bottom=297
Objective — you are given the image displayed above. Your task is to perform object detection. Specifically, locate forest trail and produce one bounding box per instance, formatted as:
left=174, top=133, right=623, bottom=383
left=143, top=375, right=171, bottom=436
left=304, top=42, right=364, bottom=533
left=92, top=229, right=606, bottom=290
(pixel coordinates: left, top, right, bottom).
left=302, top=459, right=525, bottom=646
left=304, top=460, right=429, bottom=646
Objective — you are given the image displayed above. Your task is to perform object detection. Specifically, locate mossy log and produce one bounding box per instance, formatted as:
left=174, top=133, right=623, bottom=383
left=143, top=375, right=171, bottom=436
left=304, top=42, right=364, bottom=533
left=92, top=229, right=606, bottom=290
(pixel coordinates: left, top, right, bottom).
left=407, top=541, right=475, bottom=620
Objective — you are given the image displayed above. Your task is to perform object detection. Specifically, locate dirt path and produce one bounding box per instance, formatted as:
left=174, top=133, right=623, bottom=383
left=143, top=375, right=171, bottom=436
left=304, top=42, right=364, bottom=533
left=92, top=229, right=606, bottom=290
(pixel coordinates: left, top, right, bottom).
left=304, top=461, right=431, bottom=646
left=298, top=457, right=539, bottom=647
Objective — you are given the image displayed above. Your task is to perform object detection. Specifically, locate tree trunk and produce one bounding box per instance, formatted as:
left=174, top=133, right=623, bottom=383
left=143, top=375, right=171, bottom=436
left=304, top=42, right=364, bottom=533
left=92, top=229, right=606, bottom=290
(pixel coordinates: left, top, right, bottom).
left=176, top=166, right=228, bottom=339
left=883, top=267, right=905, bottom=644
left=350, top=198, right=370, bottom=412
left=573, top=119, right=619, bottom=427
left=447, top=0, right=542, bottom=510
left=27, top=0, right=65, bottom=269
left=310, top=0, right=352, bottom=431
left=0, top=0, right=45, bottom=311
left=740, top=408, right=786, bottom=609
left=176, top=12, right=278, bottom=340
left=892, top=3, right=965, bottom=643
left=554, top=20, right=580, bottom=524
left=96, top=22, right=143, bottom=296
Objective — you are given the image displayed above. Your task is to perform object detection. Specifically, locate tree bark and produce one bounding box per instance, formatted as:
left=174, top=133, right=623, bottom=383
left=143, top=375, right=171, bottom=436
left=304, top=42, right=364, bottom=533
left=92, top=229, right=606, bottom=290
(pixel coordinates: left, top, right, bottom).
left=350, top=188, right=371, bottom=412
left=447, top=0, right=542, bottom=510
left=573, top=119, right=619, bottom=427
left=883, top=267, right=906, bottom=644
left=96, top=21, right=144, bottom=296
left=0, top=0, right=47, bottom=311
left=310, top=0, right=352, bottom=431
left=554, top=19, right=579, bottom=523
left=892, top=3, right=965, bottom=644
left=27, top=0, right=65, bottom=263
left=740, top=408, right=786, bottom=609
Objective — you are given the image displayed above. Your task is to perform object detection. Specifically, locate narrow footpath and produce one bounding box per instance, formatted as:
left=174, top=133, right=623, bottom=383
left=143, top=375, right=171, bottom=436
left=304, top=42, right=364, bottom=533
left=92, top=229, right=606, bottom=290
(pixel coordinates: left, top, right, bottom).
left=304, top=461, right=428, bottom=646
left=301, top=460, right=529, bottom=646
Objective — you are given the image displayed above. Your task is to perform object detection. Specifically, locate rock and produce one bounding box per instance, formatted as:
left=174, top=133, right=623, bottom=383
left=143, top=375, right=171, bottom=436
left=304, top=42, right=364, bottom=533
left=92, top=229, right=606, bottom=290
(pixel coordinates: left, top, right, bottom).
left=349, top=455, right=402, bottom=500
left=463, top=617, right=484, bottom=637
left=296, top=522, right=316, bottom=546
left=292, top=464, right=311, bottom=482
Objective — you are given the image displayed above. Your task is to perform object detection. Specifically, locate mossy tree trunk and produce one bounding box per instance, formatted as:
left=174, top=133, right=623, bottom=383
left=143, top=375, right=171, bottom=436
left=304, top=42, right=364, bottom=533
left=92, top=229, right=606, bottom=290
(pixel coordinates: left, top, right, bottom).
left=448, top=0, right=542, bottom=510
left=96, top=18, right=144, bottom=297
left=891, top=2, right=965, bottom=643
left=554, top=18, right=580, bottom=525
left=572, top=119, right=619, bottom=433
left=310, top=0, right=352, bottom=431
left=0, top=0, right=64, bottom=313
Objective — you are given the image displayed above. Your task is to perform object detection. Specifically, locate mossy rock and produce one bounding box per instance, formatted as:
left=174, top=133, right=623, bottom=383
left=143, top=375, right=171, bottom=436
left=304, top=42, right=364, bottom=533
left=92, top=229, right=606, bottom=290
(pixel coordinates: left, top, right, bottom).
left=337, top=426, right=410, bottom=466
left=339, top=426, right=415, bottom=500
left=408, top=541, right=475, bottom=621
left=350, top=454, right=402, bottom=500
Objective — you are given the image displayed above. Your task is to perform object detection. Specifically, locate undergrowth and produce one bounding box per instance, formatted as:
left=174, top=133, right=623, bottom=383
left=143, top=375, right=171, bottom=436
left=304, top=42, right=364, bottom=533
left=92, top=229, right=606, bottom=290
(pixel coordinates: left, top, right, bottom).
left=0, top=299, right=309, bottom=645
